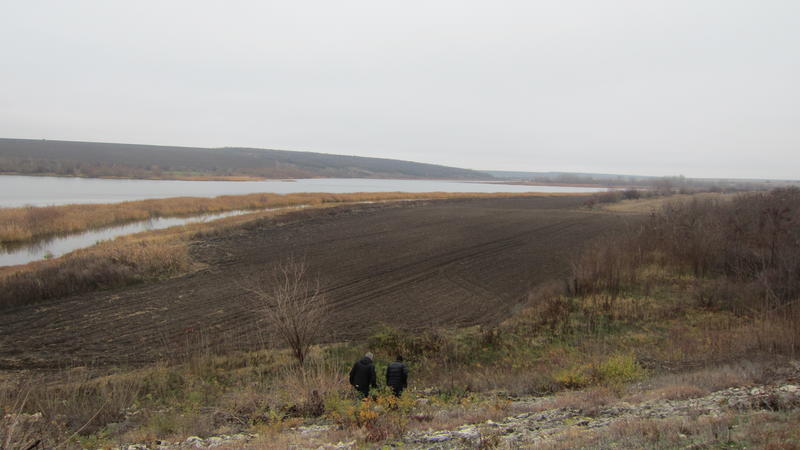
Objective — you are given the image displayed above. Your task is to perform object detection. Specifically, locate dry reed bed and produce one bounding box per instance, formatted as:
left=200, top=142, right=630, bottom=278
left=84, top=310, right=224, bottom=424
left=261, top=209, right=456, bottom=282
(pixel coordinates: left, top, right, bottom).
left=0, top=205, right=307, bottom=308
left=0, top=191, right=572, bottom=244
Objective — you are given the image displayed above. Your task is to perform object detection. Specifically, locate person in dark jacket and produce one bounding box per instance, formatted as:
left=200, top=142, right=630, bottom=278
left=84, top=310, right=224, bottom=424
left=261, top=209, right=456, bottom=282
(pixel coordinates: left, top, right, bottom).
left=349, top=352, right=377, bottom=397
left=385, top=355, right=408, bottom=396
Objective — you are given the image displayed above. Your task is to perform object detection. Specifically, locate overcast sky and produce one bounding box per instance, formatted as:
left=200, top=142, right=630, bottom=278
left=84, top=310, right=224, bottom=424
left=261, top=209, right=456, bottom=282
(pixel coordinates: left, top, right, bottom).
left=1, top=1, right=798, bottom=179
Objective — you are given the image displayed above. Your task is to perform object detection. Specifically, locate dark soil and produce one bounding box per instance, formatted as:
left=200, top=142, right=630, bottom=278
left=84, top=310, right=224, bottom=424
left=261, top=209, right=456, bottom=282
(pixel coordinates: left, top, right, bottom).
left=0, top=196, right=631, bottom=369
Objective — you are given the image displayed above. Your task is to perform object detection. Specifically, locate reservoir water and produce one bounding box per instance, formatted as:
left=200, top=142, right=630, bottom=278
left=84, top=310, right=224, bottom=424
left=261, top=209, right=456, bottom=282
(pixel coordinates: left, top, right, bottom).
left=0, top=175, right=607, bottom=208
left=0, top=175, right=609, bottom=267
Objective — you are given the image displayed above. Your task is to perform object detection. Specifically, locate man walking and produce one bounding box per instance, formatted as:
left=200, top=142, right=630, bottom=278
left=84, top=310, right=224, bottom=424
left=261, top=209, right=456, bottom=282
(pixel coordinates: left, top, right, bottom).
left=385, top=355, right=408, bottom=396
left=349, top=352, right=377, bottom=398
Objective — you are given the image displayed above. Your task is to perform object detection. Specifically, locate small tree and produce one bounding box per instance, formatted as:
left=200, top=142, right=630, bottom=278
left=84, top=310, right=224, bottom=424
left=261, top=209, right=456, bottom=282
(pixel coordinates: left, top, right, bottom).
left=243, top=258, right=328, bottom=367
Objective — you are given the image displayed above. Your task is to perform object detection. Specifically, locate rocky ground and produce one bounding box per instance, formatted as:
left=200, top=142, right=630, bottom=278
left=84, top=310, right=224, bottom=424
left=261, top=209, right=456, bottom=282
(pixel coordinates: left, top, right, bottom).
left=114, top=375, right=800, bottom=449
left=403, top=383, right=800, bottom=448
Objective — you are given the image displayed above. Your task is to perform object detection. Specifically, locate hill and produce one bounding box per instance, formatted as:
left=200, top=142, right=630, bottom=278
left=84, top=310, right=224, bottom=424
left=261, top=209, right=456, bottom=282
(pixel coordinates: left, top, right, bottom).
left=0, top=138, right=489, bottom=180
left=486, top=169, right=799, bottom=190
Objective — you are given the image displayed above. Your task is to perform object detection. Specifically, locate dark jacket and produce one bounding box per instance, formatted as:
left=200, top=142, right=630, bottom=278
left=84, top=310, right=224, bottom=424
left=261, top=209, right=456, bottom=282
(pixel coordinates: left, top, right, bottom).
left=385, top=361, right=408, bottom=389
left=349, top=357, right=377, bottom=392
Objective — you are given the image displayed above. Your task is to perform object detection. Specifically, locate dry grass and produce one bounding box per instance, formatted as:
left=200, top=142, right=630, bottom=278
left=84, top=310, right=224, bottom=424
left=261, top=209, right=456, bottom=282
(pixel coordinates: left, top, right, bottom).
left=600, top=191, right=739, bottom=214
left=624, top=361, right=768, bottom=404
left=0, top=369, right=143, bottom=449
left=274, top=355, right=350, bottom=417
left=4, top=189, right=800, bottom=447
left=0, top=203, right=294, bottom=308
left=537, top=410, right=800, bottom=450
left=0, top=191, right=568, bottom=244
left=529, top=386, right=619, bottom=415
left=0, top=234, right=192, bottom=308
left=0, top=192, right=568, bottom=308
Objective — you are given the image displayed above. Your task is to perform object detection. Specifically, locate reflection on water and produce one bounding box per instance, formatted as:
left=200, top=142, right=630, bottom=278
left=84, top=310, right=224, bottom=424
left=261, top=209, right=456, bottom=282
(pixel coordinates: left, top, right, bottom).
left=0, top=175, right=611, bottom=267
left=0, top=210, right=252, bottom=267
left=0, top=175, right=608, bottom=208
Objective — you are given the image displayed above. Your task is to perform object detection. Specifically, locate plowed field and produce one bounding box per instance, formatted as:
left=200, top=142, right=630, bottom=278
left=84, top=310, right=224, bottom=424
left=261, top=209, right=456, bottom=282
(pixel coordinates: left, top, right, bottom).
left=0, top=196, right=629, bottom=369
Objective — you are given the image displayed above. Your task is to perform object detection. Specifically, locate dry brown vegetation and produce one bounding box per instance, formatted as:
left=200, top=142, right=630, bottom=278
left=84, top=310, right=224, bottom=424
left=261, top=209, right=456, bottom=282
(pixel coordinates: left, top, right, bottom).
left=534, top=409, right=800, bottom=450
left=0, top=236, right=191, bottom=309
left=570, top=187, right=800, bottom=316
left=0, top=193, right=578, bottom=311
left=0, top=191, right=569, bottom=244
left=599, top=191, right=740, bottom=214
left=242, top=258, right=330, bottom=367
left=0, top=204, right=302, bottom=309
left=2, top=189, right=800, bottom=448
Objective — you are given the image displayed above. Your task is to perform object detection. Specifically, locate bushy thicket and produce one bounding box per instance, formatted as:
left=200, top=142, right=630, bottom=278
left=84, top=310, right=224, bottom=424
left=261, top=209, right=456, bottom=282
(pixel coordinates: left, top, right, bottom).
left=644, top=188, right=800, bottom=306
left=574, top=188, right=800, bottom=308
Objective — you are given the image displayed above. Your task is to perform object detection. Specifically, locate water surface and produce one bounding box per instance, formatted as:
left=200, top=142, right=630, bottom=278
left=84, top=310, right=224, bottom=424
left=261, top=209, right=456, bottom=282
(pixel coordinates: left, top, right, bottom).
left=0, top=175, right=609, bottom=267
left=0, top=175, right=607, bottom=208
left=0, top=210, right=253, bottom=267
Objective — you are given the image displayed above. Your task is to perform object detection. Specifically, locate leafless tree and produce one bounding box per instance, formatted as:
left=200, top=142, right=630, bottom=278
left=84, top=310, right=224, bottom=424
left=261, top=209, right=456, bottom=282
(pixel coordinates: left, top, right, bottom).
left=243, top=258, right=329, bottom=367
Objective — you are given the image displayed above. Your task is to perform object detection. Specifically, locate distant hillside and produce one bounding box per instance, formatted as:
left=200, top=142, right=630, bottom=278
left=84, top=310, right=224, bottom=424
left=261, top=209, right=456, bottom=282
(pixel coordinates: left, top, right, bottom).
left=486, top=170, right=658, bottom=182
left=486, top=170, right=798, bottom=189
left=487, top=170, right=798, bottom=183
left=0, top=138, right=490, bottom=180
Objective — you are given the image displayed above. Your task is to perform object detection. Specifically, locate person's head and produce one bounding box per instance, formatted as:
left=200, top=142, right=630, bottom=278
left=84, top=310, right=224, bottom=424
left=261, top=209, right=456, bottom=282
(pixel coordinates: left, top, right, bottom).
left=396, top=355, right=403, bottom=362
left=364, top=352, right=374, bottom=361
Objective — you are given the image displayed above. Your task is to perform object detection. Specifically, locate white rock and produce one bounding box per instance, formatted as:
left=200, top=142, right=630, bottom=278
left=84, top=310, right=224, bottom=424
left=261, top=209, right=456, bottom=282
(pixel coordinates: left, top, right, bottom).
left=185, top=436, right=205, bottom=448
left=454, top=425, right=480, bottom=440
left=422, top=431, right=454, bottom=442
left=206, top=436, right=224, bottom=447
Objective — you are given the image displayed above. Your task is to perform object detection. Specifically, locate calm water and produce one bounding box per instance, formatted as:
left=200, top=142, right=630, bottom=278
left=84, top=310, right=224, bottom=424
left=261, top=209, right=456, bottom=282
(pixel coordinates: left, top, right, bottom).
left=0, top=175, right=608, bottom=267
left=0, top=209, right=268, bottom=267
left=0, top=175, right=606, bottom=208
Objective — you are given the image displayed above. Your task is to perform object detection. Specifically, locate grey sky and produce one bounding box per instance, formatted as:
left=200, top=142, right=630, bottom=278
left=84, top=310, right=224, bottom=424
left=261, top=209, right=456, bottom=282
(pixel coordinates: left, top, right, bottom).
left=1, top=1, right=798, bottom=179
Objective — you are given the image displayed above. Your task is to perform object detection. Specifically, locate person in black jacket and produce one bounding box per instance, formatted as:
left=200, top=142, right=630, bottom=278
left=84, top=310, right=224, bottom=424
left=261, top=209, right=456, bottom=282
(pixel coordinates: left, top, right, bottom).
left=349, top=352, right=377, bottom=397
left=385, top=355, right=408, bottom=396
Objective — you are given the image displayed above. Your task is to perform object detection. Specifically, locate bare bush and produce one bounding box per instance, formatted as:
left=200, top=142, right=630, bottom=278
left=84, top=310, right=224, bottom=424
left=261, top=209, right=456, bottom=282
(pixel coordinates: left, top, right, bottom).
left=576, top=188, right=800, bottom=309
left=243, top=258, right=329, bottom=366
left=569, top=233, right=640, bottom=298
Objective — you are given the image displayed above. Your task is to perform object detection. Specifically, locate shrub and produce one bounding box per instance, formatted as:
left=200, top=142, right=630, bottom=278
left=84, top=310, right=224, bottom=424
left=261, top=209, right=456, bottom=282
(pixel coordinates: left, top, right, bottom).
left=622, top=189, right=642, bottom=200
left=595, top=353, right=647, bottom=385
left=553, top=354, right=646, bottom=389
left=242, top=258, right=329, bottom=367
left=553, top=366, right=592, bottom=389
left=326, top=387, right=416, bottom=442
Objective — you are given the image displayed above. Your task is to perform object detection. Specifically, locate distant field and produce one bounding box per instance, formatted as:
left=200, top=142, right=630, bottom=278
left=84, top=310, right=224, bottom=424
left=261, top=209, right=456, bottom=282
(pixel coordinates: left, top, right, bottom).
left=0, top=196, right=628, bottom=369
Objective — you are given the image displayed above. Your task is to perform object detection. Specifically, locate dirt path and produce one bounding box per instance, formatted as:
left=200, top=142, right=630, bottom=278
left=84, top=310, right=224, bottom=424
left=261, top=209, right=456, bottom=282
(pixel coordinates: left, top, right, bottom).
left=0, top=196, right=627, bottom=369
